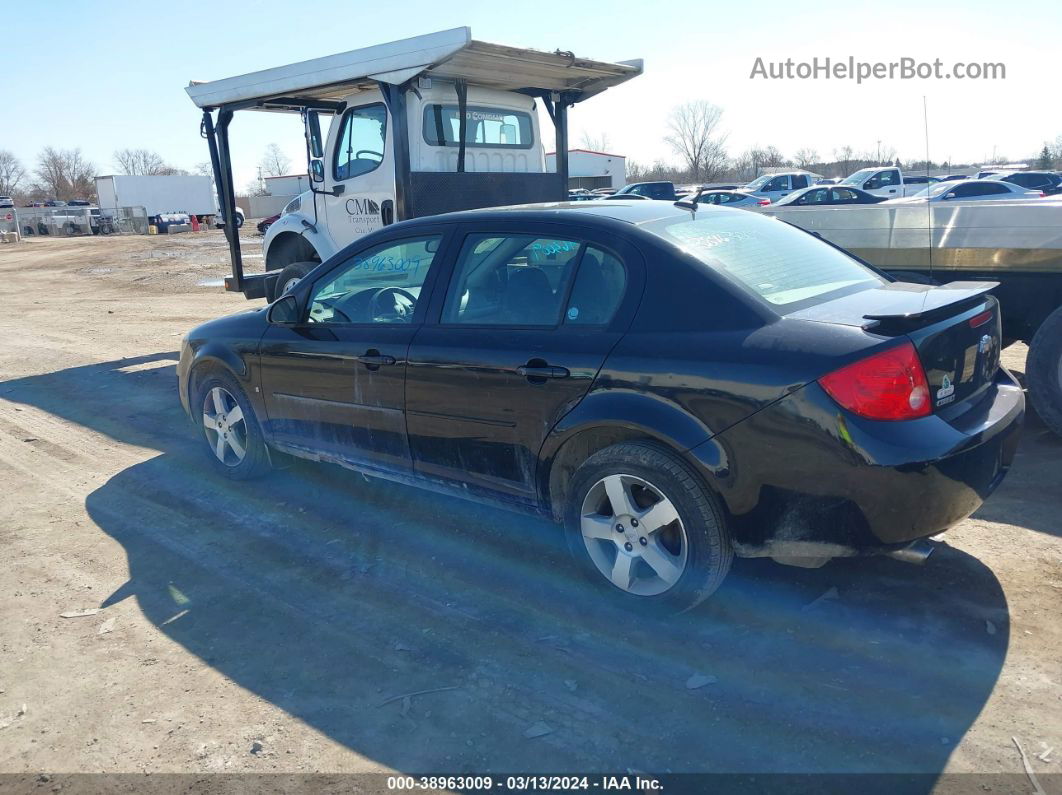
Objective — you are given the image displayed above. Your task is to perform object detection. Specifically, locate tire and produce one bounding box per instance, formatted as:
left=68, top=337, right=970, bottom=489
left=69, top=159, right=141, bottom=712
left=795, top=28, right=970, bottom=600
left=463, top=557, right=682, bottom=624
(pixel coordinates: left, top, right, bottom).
left=563, top=441, right=733, bottom=613
left=272, top=261, right=317, bottom=301
left=1027, top=305, right=1062, bottom=437
left=234, top=212, right=244, bottom=229
left=193, top=368, right=272, bottom=480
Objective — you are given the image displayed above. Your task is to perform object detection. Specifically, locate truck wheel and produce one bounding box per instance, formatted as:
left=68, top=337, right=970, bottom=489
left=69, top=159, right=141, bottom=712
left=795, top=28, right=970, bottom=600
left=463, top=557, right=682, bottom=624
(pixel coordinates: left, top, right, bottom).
left=563, top=441, right=733, bottom=613
left=234, top=212, right=244, bottom=229
left=194, top=369, right=272, bottom=480
left=272, top=261, right=317, bottom=301
left=1027, top=305, right=1062, bottom=437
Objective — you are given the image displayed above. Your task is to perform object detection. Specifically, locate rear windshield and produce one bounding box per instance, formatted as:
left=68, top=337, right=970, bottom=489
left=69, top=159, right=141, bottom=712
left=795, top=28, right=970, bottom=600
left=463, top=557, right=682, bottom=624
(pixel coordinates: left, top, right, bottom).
left=646, top=211, right=884, bottom=309
left=422, top=105, right=534, bottom=149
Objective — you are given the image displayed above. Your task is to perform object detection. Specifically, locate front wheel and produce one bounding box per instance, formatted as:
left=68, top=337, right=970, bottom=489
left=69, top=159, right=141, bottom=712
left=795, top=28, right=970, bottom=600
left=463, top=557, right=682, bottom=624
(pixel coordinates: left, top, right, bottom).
left=271, top=260, right=317, bottom=301
left=564, top=441, right=733, bottom=613
left=193, top=369, right=272, bottom=479
left=1027, top=305, right=1062, bottom=437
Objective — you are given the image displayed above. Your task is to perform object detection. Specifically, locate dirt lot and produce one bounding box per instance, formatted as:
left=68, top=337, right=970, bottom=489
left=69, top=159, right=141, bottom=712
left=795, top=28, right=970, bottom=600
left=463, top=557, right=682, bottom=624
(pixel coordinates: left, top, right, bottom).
left=0, top=231, right=1059, bottom=789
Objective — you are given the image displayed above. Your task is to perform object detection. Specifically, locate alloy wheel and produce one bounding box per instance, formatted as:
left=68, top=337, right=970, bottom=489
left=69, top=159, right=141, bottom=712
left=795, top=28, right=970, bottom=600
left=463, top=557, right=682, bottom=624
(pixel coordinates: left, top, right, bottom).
left=202, top=386, right=248, bottom=467
left=580, top=473, right=689, bottom=596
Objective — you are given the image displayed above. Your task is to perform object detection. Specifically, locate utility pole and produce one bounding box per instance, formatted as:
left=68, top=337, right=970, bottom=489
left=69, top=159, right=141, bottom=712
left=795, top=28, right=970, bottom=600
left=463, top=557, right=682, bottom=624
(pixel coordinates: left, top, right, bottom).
left=877, top=140, right=881, bottom=165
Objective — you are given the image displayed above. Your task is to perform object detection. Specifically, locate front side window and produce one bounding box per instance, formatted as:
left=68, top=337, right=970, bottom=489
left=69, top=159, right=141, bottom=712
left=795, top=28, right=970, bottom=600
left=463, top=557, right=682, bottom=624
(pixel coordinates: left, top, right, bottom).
left=443, top=235, right=583, bottom=326
left=647, top=212, right=883, bottom=309
left=765, top=176, right=789, bottom=192
left=422, top=105, right=533, bottom=149
left=308, top=236, right=441, bottom=324
left=334, top=104, right=388, bottom=181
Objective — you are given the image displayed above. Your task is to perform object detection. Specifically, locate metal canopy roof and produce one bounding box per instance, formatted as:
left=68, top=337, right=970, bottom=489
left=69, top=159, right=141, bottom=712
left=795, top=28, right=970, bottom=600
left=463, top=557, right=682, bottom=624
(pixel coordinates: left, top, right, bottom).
left=186, top=27, right=642, bottom=111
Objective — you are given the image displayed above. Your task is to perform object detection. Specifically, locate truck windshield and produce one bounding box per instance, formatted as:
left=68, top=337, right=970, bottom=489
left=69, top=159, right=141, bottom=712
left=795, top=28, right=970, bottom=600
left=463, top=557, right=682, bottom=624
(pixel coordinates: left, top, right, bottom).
left=743, top=175, right=773, bottom=191
left=422, top=105, right=534, bottom=149
left=646, top=212, right=883, bottom=309
left=840, top=168, right=876, bottom=186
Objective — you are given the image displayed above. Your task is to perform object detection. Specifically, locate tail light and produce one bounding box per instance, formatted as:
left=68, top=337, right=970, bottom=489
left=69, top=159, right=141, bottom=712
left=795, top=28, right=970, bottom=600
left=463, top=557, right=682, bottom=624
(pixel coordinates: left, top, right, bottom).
left=757, top=199, right=771, bottom=206
left=819, top=341, right=931, bottom=421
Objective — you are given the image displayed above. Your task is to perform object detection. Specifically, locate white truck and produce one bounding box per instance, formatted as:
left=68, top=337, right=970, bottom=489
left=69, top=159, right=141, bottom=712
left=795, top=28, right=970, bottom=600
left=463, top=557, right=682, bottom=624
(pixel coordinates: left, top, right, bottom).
left=741, top=171, right=818, bottom=203
left=837, top=166, right=933, bottom=198
left=94, top=174, right=226, bottom=223
left=185, top=27, right=641, bottom=301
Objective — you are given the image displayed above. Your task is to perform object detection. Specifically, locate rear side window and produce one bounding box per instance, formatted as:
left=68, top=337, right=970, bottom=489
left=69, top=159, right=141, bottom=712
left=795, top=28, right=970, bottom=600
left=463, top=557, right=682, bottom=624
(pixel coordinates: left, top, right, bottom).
left=443, top=235, right=582, bottom=326
left=647, top=212, right=883, bottom=309
left=422, top=105, right=533, bottom=149
left=565, top=247, right=626, bottom=325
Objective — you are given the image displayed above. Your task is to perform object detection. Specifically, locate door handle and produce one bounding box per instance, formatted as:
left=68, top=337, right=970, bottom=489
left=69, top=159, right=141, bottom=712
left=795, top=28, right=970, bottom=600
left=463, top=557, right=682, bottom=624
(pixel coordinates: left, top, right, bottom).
left=357, top=351, right=397, bottom=368
left=516, top=365, right=570, bottom=380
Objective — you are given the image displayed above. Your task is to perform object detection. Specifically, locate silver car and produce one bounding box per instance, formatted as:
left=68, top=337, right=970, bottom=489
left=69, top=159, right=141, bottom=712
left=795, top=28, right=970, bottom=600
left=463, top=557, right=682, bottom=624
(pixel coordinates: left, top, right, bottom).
left=885, top=179, right=1044, bottom=203
left=695, top=190, right=770, bottom=209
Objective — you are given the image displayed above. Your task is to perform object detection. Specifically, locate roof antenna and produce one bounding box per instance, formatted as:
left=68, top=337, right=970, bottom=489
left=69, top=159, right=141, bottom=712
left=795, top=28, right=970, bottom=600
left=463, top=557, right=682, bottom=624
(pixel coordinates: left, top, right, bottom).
left=674, top=187, right=704, bottom=214
left=923, top=95, right=934, bottom=288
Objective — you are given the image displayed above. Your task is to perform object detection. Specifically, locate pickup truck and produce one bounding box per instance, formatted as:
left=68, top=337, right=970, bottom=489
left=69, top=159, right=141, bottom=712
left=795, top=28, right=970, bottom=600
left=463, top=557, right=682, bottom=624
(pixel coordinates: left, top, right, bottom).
left=838, top=166, right=934, bottom=199
left=741, top=171, right=817, bottom=203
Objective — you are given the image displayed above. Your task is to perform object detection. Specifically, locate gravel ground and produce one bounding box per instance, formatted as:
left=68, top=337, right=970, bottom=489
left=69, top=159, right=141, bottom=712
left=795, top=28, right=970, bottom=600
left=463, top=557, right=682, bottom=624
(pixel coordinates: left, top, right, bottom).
left=0, top=231, right=1058, bottom=790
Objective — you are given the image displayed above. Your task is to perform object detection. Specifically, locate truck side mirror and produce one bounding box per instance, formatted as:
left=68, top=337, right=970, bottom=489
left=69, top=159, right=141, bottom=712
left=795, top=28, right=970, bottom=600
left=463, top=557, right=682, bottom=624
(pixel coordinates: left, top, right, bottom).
left=310, top=159, right=325, bottom=183
left=306, top=111, right=325, bottom=159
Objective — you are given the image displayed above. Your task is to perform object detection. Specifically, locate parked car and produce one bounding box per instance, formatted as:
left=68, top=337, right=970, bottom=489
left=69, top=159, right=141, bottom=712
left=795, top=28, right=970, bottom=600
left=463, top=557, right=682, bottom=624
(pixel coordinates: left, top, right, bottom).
left=898, top=175, right=940, bottom=187
left=694, top=190, right=770, bottom=208
left=992, top=171, right=1062, bottom=196
left=773, top=186, right=888, bottom=207
left=610, top=181, right=678, bottom=200
left=178, top=201, right=1024, bottom=611
left=839, top=167, right=925, bottom=198
left=741, top=171, right=816, bottom=203
left=0, top=196, right=13, bottom=208
left=936, top=175, right=969, bottom=182
left=815, top=178, right=840, bottom=185
left=888, top=179, right=1044, bottom=203
left=257, top=213, right=281, bottom=234
left=66, top=199, right=92, bottom=206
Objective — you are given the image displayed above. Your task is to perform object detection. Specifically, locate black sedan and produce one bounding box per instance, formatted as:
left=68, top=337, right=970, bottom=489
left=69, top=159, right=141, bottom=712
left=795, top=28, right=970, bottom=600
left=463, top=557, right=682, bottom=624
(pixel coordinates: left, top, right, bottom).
left=774, top=185, right=888, bottom=206
left=178, top=201, right=1023, bottom=611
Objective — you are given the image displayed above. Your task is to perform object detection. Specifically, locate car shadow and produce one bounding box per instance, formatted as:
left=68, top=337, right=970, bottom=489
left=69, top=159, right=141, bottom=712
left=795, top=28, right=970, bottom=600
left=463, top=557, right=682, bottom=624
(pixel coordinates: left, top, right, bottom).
left=1, top=355, right=1011, bottom=780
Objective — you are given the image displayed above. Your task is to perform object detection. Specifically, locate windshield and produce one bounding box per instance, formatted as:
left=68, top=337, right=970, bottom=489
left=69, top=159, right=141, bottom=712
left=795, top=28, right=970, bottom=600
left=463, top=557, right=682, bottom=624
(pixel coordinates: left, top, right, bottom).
left=840, top=168, right=876, bottom=186
left=646, top=211, right=883, bottom=308
left=743, top=174, right=773, bottom=191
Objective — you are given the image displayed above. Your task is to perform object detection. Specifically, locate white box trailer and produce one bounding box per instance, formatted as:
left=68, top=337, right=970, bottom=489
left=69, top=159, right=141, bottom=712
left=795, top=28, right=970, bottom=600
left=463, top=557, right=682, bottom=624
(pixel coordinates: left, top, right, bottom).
left=95, top=175, right=217, bottom=219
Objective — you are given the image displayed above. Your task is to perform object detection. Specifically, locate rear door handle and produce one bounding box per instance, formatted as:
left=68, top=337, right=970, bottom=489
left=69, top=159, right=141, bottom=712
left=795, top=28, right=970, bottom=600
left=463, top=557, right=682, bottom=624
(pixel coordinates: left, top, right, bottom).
left=357, top=352, right=396, bottom=367
left=516, top=365, right=569, bottom=379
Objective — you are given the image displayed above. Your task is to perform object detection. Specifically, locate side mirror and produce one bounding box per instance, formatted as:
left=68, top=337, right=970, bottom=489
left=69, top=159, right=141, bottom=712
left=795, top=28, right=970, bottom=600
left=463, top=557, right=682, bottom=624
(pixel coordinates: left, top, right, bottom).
left=310, top=159, right=325, bottom=184
left=268, top=294, right=300, bottom=325
left=306, top=111, right=325, bottom=159
left=944, top=192, right=956, bottom=200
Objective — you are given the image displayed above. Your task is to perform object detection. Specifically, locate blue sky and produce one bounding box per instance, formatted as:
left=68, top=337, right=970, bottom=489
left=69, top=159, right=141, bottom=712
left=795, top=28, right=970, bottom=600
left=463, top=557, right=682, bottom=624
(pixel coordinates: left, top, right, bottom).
left=5, top=0, right=1060, bottom=189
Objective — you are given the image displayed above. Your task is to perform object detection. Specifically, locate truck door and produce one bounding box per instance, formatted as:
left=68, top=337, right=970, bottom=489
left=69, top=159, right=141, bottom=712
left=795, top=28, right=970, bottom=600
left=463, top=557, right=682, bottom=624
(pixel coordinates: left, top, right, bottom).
left=324, top=102, right=397, bottom=251
left=863, top=168, right=902, bottom=198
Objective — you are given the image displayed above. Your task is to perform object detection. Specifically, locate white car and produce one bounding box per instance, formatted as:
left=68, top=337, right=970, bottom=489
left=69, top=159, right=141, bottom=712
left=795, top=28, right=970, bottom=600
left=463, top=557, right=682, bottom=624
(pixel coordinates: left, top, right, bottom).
left=885, top=179, right=1044, bottom=204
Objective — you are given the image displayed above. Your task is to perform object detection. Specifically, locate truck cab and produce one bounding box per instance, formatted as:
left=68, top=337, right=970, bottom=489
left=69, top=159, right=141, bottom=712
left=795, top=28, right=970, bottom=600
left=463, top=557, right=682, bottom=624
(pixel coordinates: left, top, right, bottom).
left=741, top=171, right=815, bottom=203
left=187, top=27, right=641, bottom=301
left=840, top=167, right=923, bottom=198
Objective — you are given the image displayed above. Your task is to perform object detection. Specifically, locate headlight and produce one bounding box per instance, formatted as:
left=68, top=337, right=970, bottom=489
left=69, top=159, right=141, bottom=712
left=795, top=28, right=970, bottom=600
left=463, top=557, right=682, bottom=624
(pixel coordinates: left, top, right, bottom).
left=282, top=196, right=301, bottom=216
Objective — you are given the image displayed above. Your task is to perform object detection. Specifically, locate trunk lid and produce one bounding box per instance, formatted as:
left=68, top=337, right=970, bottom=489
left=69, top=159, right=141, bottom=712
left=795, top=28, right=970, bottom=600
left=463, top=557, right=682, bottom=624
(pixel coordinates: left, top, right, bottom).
left=791, top=281, right=1002, bottom=410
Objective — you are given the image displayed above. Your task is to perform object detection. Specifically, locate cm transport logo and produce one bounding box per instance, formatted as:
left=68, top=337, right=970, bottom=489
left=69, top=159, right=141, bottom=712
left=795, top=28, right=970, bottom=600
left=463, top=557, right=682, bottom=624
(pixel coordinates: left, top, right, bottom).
left=345, top=197, right=382, bottom=235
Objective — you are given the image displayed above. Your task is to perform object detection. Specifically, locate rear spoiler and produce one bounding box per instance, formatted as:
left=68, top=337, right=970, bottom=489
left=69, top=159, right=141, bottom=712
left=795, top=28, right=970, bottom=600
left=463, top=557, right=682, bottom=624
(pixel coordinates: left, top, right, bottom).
left=863, top=281, right=999, bottom=333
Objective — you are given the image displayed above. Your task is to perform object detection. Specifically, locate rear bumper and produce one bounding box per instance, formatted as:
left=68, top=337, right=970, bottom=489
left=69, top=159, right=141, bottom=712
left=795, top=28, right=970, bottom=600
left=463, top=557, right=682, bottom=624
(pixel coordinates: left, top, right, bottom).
left=689, top=368, right=1024, bottom=558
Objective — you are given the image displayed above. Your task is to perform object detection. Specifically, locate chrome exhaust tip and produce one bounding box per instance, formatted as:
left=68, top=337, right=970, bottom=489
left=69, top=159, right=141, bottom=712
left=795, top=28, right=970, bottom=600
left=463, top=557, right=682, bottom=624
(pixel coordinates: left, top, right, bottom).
left=884, top=539, right=936, bottom=565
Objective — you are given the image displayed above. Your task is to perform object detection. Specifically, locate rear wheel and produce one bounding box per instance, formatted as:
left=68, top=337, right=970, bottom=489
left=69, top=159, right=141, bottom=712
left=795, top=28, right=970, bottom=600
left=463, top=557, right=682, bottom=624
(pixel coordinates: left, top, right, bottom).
left=194, top=369, right=271, bottom=479
left=564, top=441, right=733, bottom=613
left=1027, top=305, right=1062, bottom=437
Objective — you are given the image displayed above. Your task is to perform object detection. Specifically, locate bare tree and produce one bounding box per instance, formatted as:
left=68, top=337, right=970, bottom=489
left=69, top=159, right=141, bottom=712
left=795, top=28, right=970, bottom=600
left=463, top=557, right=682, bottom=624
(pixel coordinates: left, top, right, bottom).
left=793, top=148, right=819, bottom=169
left=0, top=150, right=27, bottom=196
left=833, top=145, right=855, bottom=178
left=35, top=147, right=96, bottom=201
left=113, top=148, right=184, bottom=176
left=194, top=161, right=215, bottom=179
left=260, top=143, right=292, bottom=177
left=579, top=131, right=612, bottom=152
left=664, top=101, right=727, bottom=183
